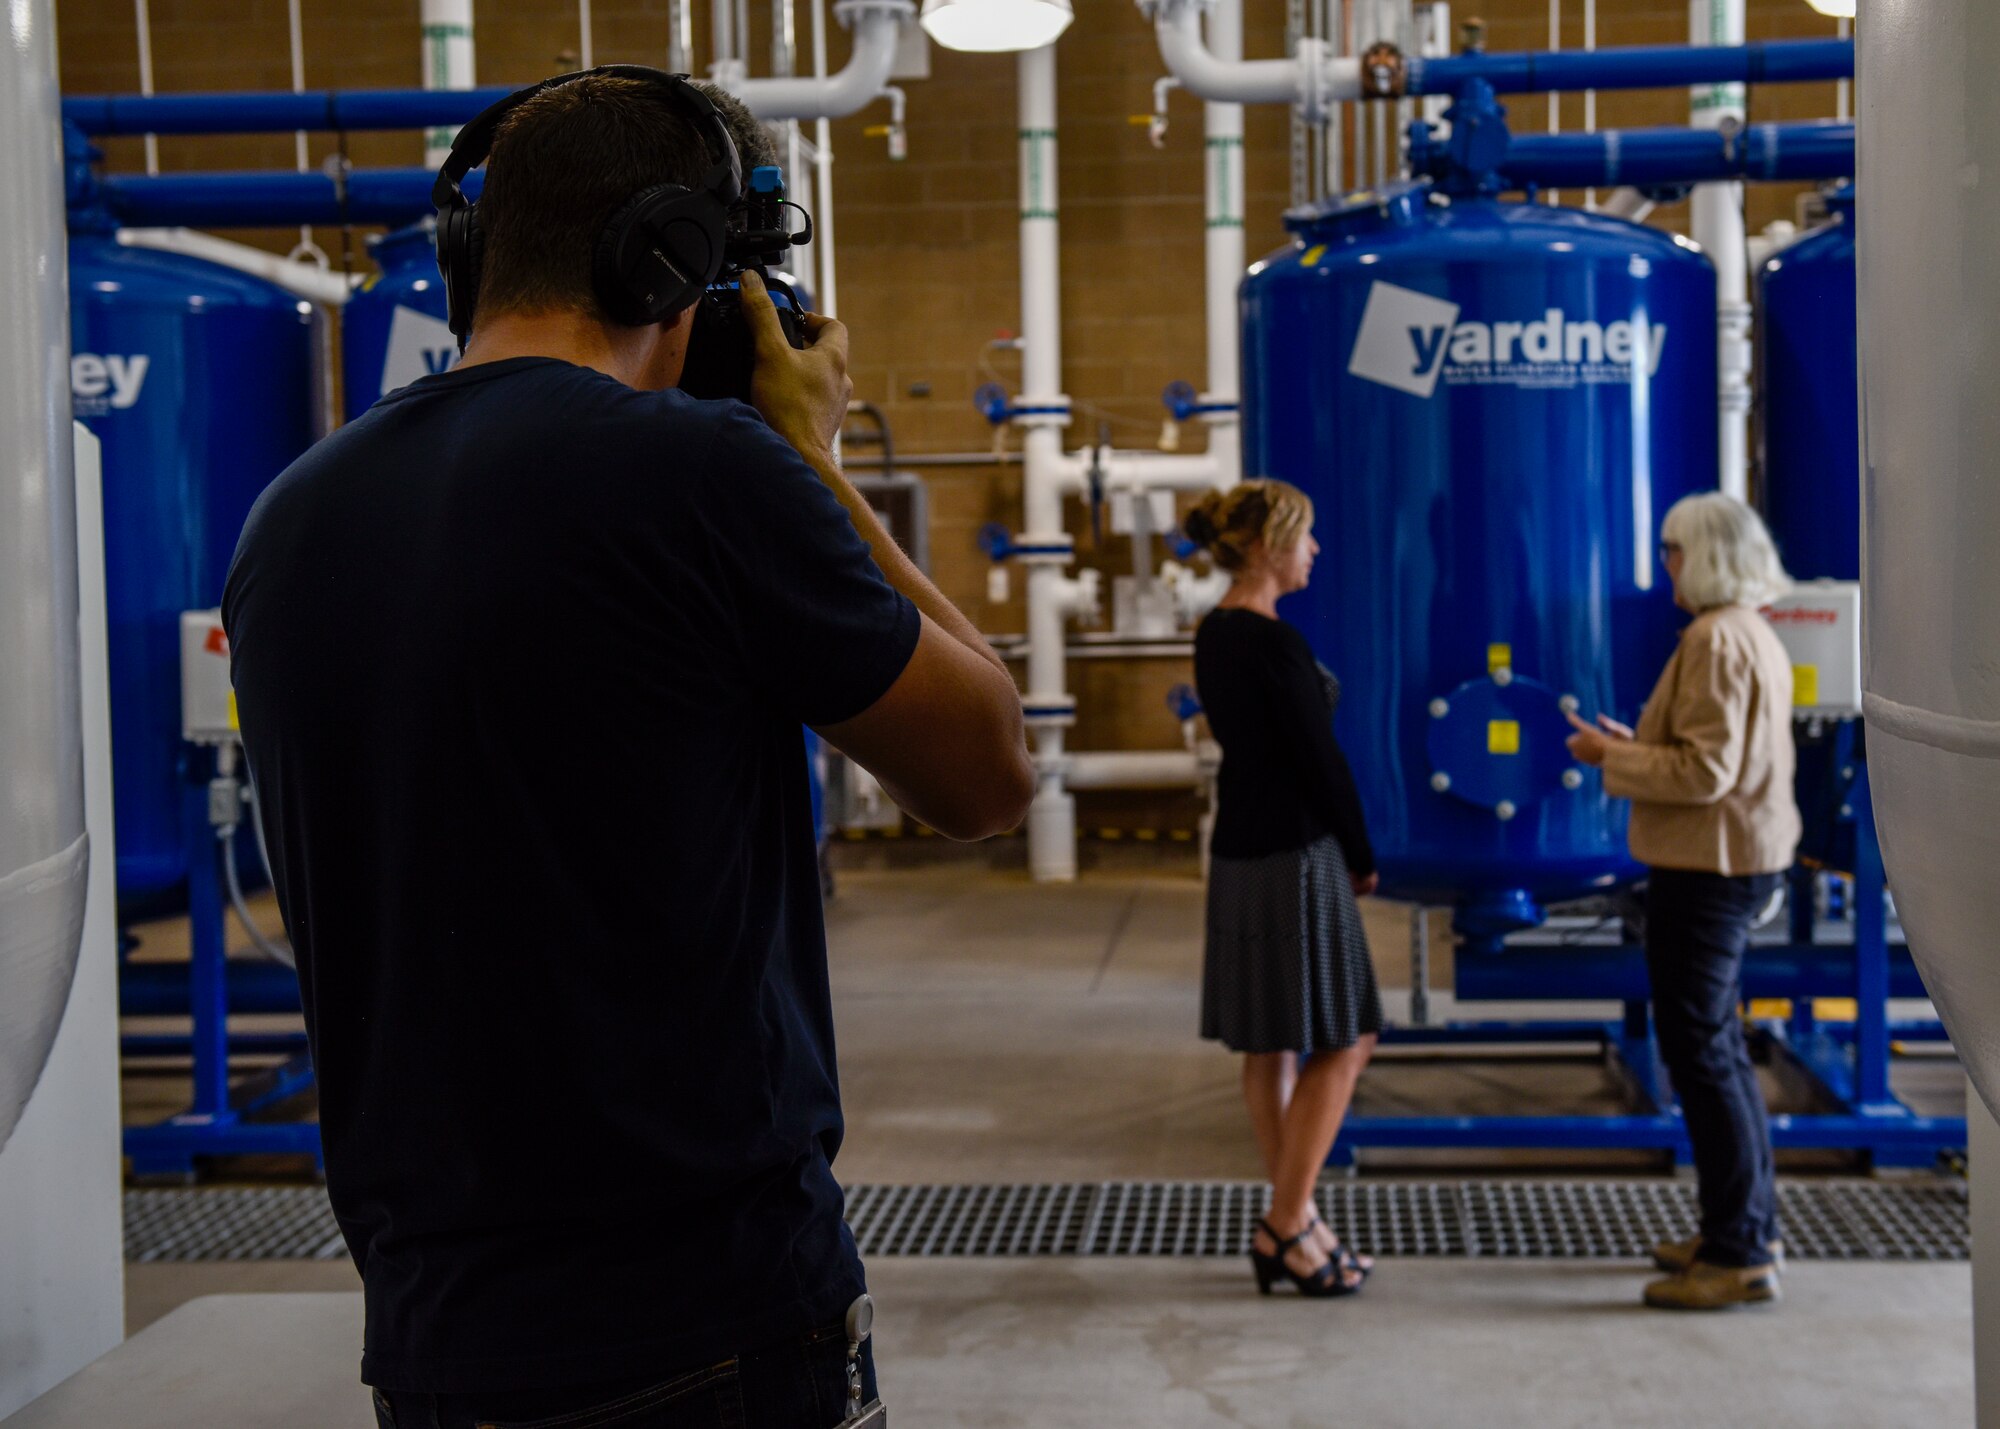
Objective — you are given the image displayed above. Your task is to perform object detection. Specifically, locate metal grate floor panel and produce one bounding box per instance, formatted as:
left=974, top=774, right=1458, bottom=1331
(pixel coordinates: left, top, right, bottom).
left=126, top=1179, right=1969, bottom=1264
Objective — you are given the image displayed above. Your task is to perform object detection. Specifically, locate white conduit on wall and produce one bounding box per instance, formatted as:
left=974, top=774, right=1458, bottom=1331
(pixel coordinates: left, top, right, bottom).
left=1688, top=0, right=1749, bottom=501
left=730, top=0, right=912, bottom=120
left=1016, top=42, right=1081, bottom=882
left=1148, top=0, right=1364, bottom=121
left=1202, top=0, right=1245, bottom=488
left=0, top=0, right=89, bottom=1154
left=1013, top=25, right=1236, bottom=881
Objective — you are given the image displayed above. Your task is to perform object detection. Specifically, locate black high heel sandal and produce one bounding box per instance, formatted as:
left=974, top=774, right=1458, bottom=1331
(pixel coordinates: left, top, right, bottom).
left=1249, top=1217, right=1284, bottom=1295
left=1307, top=1213, right=1372, bottom=1280
left=1250, top=1217, right=1363, bottom=1298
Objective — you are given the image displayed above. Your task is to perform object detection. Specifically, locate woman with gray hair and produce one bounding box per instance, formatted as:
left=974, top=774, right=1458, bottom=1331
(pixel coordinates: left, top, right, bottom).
left=1565, top=491, right=1802, bottom=1312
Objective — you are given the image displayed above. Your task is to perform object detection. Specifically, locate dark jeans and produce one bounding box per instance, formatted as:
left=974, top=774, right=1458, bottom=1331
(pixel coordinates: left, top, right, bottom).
left=371, top=1322, right=878, bottom=1429
left=1645, top=867, right=1783, bottom=1269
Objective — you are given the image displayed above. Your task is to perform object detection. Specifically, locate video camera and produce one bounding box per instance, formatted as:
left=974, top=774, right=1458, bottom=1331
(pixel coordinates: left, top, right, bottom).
left=678, top=163, right=814, bottom=402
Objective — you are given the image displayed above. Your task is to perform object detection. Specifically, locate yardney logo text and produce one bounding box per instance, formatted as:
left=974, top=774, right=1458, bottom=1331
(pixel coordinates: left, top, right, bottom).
left=1346, top=280, right=1669, bottom=399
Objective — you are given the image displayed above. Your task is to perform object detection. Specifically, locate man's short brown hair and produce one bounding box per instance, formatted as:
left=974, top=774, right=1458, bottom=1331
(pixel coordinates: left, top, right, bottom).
left=475, top=74, right=718, bottom=324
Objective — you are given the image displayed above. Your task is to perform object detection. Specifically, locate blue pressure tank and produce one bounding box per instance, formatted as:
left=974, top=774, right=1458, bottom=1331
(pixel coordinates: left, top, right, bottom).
left=68, top=229, right=318, bottom=910
left=1240, top=183, right=1718, bottom=945
left=1759, top=189, right=1856, bottom=581
left=343, top=221, right=456, bottom=420
left=1759, top=190, right=1861, bottom=870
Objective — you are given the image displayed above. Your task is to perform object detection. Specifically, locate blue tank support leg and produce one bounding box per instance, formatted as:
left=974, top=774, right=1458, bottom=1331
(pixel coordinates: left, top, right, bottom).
left=122, top=760, right=323, bottom=1179
left=1330, top=768, right=1963, bottom=1168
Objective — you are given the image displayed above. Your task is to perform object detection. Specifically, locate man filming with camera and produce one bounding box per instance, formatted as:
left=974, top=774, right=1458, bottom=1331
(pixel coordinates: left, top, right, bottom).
left=224, top=69, right=1033, bottom=1429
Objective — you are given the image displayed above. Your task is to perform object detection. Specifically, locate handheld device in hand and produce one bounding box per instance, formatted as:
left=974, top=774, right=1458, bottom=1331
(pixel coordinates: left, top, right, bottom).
left=679, top=163, right=813, bottom=402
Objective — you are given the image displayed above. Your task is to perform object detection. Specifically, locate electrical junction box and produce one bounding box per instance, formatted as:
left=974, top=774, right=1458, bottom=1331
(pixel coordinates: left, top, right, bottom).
left=180, top=608, right=238, bottom=744
left=1763, top=580, right=1861, bottom=719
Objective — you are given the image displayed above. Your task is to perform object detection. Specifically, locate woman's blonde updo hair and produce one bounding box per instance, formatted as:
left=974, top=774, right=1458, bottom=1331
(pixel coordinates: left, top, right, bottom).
left=1184, top=479, right=1315, bottom=573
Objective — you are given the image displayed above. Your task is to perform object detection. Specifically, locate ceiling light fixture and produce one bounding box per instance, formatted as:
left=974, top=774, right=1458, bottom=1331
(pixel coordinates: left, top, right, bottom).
left=918, top=0, right=1074, bottom=53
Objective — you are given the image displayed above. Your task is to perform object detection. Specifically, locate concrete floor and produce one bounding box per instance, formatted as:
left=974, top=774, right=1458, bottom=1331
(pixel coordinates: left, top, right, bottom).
left=94, top=854, right=1973, bottom=1426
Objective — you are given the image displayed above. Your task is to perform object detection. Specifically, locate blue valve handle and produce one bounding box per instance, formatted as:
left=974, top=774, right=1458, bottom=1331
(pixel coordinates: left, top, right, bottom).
left=977, top=522, right=1014, bottom=561
left=1167, top=682, right=1204, bottom=721
left=972, top=383, right=1071, bottom=427
left=1160, top=380, right=1239, bottom=422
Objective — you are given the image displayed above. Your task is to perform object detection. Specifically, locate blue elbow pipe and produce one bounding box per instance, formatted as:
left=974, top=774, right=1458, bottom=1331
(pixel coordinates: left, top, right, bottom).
left=1408, top=37, right=1852, bottom=97
left=64, top=85, right=518, bottom=137
left=97, top=166, right=478, bottom=227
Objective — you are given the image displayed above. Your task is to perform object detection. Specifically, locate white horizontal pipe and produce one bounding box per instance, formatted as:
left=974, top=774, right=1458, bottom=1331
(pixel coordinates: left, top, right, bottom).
left=1051, top=449, right=1224, bottom=496
left=732, top=0, right=909, bottom=120
left=1152, top=2, right=1360, bottom=117
left=115, top=227, right=357, bottom=305
left=1063, top=750, right=1203, bottom=790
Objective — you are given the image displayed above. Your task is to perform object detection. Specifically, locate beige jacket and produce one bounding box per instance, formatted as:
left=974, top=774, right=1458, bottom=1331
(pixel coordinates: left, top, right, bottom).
left=1600, top=603, right=1801, bottom=876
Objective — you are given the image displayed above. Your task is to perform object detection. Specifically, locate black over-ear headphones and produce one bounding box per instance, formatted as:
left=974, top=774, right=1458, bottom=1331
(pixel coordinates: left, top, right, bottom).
left=432, top=65, right=744, bottom=345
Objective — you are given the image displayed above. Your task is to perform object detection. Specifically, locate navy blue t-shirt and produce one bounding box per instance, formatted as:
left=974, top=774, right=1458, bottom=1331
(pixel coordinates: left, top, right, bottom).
left=222, top=357, right=919, bottom=1394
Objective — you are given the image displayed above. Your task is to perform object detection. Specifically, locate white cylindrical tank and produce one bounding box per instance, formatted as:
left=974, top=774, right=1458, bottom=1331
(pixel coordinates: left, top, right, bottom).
left=0, top=0, right=88, bottom=1153
left=1859, top=0, right=2000, bottom=1112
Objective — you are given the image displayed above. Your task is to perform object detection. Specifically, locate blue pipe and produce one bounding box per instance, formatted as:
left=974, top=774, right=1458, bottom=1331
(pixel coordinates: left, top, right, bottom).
left=97, top=166, right=479, bottom=227
left=61, top=38, right=1853, bottom=139
left=1490, top=121, right=1854, bottom=188
left=119, top=959, right=303, bottom=1016
left=1451, top=939, right=1931, bottom=1004
left=65, top=85, right=518, bottom=137
left=1407, top=37, right=1852, bottom=97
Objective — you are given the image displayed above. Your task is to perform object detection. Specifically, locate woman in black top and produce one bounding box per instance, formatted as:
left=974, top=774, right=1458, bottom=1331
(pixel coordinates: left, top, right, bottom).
left=1189, top=480, right=1381, bottom=1299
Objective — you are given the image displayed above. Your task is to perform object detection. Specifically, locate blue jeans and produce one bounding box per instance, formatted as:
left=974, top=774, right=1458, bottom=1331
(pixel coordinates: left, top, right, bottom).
left=1644, top=867, right=1783, bottom=1268
left=370, top=1321, right=878, bottom=1429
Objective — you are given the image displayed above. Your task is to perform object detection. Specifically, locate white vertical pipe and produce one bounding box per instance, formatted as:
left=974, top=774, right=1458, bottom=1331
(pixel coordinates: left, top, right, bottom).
left=713, top=0, right=738, bottom=81
left=0, top=0, right=89, bottom=1160
left=1204, top=0, right=1244, bottom=488
left=1689, top=0, right=1748, bottom=500
left=421, top=0, right=476, bottom=169
left=1582, top=0, right=1596, bottom=208
left=133, top=0, right=159, bottom=174
left=810, top=0, right=838, bottom=315
left=668, top=0, right=694, bottom=74
left=580, top=0, right=594, bottom=70
left=1017, top=42, right=1077, bottom=882
left=1835, top=16, right=1849, bottom=123
left=1546, top=0, right=1560, bottom=204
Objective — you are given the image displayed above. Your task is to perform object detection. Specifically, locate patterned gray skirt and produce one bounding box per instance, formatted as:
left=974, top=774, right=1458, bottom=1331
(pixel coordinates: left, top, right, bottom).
left=1201, top=834, right=1384, bottom=1055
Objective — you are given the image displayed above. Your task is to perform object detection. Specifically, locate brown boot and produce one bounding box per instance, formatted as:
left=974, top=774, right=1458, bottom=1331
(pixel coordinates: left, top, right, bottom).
left=1643, top=1259, right=1781, bottom=1310
left=1651, top=1235, right=1785, bottom=1274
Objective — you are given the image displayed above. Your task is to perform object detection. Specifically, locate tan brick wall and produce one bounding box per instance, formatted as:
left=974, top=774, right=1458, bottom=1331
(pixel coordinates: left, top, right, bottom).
left=56, top=0, right=1851, bottom=831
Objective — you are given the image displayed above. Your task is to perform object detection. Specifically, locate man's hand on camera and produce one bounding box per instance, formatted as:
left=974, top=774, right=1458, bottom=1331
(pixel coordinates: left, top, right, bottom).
left=742, top=270, right=852, bottom=458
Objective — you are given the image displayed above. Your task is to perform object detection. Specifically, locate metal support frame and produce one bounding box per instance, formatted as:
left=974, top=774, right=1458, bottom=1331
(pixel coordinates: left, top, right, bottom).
left=121, top=758, right=321, bottom=1179
left=1331, top=761, right=1966, bottom=1169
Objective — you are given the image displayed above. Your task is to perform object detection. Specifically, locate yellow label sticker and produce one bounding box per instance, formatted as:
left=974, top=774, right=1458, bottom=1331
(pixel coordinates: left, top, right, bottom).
left=1793, top=664, right=1820, bottom=707
left=227, top=689, right=240, bottom=731
left=1300, top=244, right=1327, bottom=266
left=1487, top=720, right=1520, bottom=756
left=1487, top=643, right=1512, bottom=673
